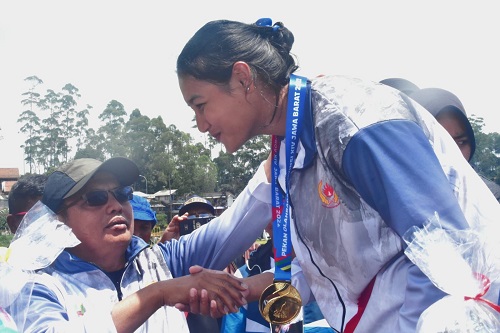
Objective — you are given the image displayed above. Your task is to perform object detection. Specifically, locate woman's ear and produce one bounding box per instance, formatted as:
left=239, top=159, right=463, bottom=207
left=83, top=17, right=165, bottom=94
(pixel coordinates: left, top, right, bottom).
left=232, top=61, right=253, bottom=90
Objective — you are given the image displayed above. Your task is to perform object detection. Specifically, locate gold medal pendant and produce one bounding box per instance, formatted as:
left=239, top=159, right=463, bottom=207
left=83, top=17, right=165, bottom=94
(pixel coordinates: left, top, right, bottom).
left=259, top=280, right=302, bottom=325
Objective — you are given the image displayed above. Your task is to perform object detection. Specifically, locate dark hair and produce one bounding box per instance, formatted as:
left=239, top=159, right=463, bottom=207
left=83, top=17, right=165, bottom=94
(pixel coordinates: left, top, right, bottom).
left=177, top=19, right=298, bottom=94
left=8, top=174, right=48, bottom=214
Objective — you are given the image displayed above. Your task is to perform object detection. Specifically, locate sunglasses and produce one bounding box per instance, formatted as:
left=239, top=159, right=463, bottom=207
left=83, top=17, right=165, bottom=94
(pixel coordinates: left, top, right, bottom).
left=81, top=186, right=133, bottom=207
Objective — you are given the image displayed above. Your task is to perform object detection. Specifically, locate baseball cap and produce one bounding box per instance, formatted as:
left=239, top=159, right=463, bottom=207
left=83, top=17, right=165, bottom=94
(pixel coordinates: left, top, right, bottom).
left=409, top=87, right=476, bottom=160
left=42, top=157, right=140, bottom=213
left=179, top=195, right=215, bottom=216
left=130, top=194, right=157, bottom=226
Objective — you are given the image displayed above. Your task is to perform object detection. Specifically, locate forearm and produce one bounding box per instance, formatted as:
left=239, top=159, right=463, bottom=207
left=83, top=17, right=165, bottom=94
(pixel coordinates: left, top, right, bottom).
left=242, top=271, right=273, bottom=302
left=112, top=280, right=175, bottom=333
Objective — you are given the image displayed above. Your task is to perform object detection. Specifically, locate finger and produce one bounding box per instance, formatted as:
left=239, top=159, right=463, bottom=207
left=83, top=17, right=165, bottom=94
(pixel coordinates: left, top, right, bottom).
left=211, top=278, right=248, bottom=312
left=210, top=292, right=229, bottom=315
left=189, top=265, right=203, bottom=274
left=194, top=269, right=248, bottom=311
left=219, top=273, right=249, bottom=302
left=188, top=288, right=200, bottom=314
left=224, top=273, right=249, bottom=293
left=199, top=289, right=212, bottom=316
left=210, top=299, right=227, bottom=318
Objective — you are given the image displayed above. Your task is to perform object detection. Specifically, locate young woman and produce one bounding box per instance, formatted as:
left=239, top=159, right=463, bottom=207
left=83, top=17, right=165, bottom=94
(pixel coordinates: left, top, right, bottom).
left=176, top=18, right=500, bottom=333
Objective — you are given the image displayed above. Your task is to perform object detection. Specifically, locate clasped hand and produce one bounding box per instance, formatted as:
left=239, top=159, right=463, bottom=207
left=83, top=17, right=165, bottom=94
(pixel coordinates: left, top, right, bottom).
left=173, top=265, right=248, bottom=318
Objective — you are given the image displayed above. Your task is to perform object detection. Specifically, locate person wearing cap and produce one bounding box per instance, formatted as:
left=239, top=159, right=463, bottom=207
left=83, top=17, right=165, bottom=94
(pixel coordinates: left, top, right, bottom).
left=130, top=194, right=157, bottom=244
left=180, top=195, right=216, bottom=216
left=5, top=157, right=274, bottom=333
left=160, top=195, right=216, bottom=243
left=160, top=195, right=227, bottom=333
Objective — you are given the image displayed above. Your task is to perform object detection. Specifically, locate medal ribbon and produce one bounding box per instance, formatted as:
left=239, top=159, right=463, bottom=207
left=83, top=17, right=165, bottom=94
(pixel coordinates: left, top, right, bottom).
left=271, top=74, right=307, bottom=282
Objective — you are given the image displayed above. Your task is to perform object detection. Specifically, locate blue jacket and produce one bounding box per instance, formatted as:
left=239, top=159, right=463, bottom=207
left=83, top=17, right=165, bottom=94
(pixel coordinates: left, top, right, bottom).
left=285, top=75, right=500, bottom=332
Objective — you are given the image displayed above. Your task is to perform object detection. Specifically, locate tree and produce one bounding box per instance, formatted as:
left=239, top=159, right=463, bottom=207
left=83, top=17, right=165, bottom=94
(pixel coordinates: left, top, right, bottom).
left=18, top=78, right=93, bottom=172
left=470, top=115, right=500, bottom=184
left=97, top=100, right=128, bottom=158
left=39, top=89, right=65, bottom=168
left=58, top=83, right=81, bottom=162
left=19, top=75, right=496, bottom=204
left=19, top=76, right=43, bottom=173
left=214, top=135, right=271, bottom=195
left=74, top=104, right=93, bottom=152
left=123, top=109, right=156, bottom=169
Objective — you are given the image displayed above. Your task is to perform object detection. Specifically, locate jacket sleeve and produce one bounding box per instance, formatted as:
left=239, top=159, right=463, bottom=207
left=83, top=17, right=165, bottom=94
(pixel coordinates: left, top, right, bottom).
left=342, top=119, right=468, bottom=330
left=342, top=119, right=469, bottom=235
left=160, top=161, right=272, bottom=277
left=8, top=277, right=117, bottom=333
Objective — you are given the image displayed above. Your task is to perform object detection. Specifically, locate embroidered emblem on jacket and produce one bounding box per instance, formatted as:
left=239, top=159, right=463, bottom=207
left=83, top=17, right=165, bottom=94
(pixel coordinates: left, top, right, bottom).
left=76, top=304, right=86, bottom=316
left=318, top=181, right=340, bottom=208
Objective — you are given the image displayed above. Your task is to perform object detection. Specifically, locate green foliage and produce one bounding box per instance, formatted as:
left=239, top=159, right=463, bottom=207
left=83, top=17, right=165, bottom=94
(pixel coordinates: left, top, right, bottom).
left=18, top=77, right=497, bottom=208
left=0, top=208, right=13, bottom=247
left=214, top=135, right=270, bottom=195
left=470, top=115, right=500, bottom=184
left=0, top=208, right=9, bottom=232
left=19, top=76, right=89, bottom=173
left=0, top=234, right=13, bottom=248
left=156, top=213, right=167, bottom=227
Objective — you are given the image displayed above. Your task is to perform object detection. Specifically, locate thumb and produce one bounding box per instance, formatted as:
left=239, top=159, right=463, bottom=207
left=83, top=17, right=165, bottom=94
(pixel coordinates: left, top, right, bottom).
left=189, top=265, right=203, bottom=274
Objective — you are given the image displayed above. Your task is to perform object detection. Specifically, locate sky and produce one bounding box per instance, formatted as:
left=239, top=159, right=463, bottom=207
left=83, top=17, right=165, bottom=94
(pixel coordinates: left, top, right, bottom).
left=1, top=0, right=499, bottom=174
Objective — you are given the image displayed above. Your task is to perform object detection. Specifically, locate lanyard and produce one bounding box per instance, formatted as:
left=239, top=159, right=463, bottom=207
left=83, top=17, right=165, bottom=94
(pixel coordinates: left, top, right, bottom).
left=271, top=74, right=307, bottom=281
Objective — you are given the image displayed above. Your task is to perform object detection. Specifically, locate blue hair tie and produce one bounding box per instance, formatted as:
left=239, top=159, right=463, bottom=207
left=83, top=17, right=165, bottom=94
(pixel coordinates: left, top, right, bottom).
left=255, top=18, right=280, bottom=32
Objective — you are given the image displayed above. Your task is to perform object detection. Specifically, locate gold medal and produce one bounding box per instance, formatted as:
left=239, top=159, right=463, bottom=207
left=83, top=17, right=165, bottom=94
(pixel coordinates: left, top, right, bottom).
left=259, top=280, right=302, bottom=324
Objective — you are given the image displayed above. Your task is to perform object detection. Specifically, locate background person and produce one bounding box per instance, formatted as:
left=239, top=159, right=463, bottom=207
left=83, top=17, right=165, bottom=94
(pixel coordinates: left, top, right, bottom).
left=179, top=195, right=215, bottom=217
left=161, top=195, right=215, bottom=243
left=6, top=157, right=273, bottom=332
left=176, top=18, right=500, bottom=332
left=380, top=78, right=500, bottom=202
left=130, top=194, right=157, bottom=244
left=378, top=77, right=420, bottom=96
left=409, top=87, right=500, bottom=202
left=6, top=174, right=47, bottom=234
left=161, top=195, right=229, bottom=333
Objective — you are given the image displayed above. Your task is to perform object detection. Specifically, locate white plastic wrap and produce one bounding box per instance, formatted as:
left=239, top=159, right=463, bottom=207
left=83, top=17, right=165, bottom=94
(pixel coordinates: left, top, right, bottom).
left=0, top=201, right=80, bottom=331
left=8, top=201, right=80, bottom=271
left=403, top=213, right=500, bottom=333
